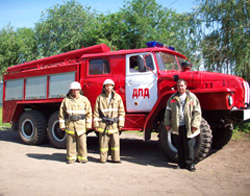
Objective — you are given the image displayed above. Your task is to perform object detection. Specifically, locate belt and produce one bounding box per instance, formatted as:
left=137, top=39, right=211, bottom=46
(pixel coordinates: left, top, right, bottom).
left=68, top=115, right=86, bottom=121
left=101, top=117, right=119, bottom=125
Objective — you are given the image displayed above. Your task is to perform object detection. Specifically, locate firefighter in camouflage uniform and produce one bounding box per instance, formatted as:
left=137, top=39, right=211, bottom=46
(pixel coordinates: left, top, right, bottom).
left=59, top=81, right=92, bottom=164
left=94, top=79, right=125, bottom=163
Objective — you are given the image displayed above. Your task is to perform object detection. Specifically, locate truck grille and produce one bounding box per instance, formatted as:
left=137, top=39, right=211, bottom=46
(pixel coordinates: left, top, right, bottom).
left=243, top=81, right=250, bottom=105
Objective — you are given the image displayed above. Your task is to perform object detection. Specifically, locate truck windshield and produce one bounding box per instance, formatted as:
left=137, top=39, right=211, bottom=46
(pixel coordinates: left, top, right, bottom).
left=156, top=52, right=185, bottom=71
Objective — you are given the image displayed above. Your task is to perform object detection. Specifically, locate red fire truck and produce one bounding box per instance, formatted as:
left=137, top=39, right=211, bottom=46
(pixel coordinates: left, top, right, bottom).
left=2, top=42, right=250, bottom=163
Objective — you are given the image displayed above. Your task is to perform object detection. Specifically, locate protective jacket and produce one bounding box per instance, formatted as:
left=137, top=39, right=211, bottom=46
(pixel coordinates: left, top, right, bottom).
left=164, top=90, right=201, bottom=138
left=59, top=93, right=92, bottom=136
left=94, top=90, right=125, bottom=134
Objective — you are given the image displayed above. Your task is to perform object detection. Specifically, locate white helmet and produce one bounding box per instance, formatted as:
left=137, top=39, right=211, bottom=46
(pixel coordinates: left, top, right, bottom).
left=69, top=81, right=81, bottom=90
left=103, top=79, right=115, bottom=86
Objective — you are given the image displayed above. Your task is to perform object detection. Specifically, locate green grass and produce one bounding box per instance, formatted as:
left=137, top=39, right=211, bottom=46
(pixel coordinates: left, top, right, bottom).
left=123, top=130, right=144, bottom=136
left=232, top=129, right=250, bottom=141
left=232, top=121, right=250, bottom=141
left=0, top=107, right=11, bottom=129
left=234, top=121, right=250, bottom=133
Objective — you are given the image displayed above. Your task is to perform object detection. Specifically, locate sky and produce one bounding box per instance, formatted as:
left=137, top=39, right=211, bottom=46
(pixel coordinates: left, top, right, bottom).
left=0, top=0, right=197, bottom=29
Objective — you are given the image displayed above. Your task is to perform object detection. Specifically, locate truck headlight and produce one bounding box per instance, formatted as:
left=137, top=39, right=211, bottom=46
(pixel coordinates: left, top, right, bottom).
left=228, top=95, right=233, bottom=106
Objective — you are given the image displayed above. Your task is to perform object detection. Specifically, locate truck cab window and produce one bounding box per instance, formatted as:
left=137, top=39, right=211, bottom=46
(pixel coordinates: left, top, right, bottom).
left=145, top=54, right=154, bottom=71
left=129, top=54, right=155, bottom=73
left=129, top=56, right=139, bottom=72
left=156, top=52, right=180, bottom=71
left=89, top=59, right=110, bottom=75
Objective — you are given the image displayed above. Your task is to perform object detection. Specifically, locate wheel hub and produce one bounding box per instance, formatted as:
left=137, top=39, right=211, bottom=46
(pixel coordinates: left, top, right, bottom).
left=52, top=120, right=66, bottom=141
left=22, top=119, right=34, bottom=138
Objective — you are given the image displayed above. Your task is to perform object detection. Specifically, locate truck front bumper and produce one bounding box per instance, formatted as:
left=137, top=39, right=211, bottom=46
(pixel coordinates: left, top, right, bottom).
left=230, top=108, right=250, bottom=122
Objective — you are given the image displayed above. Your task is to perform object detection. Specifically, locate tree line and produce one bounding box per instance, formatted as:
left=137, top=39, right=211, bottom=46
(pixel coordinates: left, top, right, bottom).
left=0, top=0, right=249, bottom=83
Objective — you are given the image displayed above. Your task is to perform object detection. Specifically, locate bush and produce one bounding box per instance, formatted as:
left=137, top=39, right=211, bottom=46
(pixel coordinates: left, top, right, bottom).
left=234, top=121, right=250, bottom=134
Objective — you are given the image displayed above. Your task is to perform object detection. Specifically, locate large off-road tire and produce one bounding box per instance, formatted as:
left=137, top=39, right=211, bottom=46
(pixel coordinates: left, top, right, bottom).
left=18, top=110, right=47, bottom=145
left=47, top=111, right=66, bottom=149
left=194, top=119, right=213, bottom=163
left=158, top=123, right=178, bottom=162
left=158, top=118, right=213, bottom=163
left=212, top=123, right=233, bottom=149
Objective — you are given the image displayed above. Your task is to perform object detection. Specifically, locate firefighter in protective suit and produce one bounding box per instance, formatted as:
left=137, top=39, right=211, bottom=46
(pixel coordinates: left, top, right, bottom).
left=94, top=79, right=125, bottom=163
left=59, top=81, right=92, bottom=164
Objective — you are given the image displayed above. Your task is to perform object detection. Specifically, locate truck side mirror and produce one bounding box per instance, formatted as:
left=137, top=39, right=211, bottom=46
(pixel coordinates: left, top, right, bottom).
left=137, top=55, right=146, bottom=72
left=181, top=62, right=192, bottom=72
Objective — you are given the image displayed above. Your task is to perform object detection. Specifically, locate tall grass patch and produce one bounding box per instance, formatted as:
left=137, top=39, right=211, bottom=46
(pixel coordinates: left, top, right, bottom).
left=0, top=107, right=11, bottom=129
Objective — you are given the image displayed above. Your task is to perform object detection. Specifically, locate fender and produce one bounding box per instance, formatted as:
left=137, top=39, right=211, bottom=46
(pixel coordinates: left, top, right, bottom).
left=2, top=101, right=20, bottom=123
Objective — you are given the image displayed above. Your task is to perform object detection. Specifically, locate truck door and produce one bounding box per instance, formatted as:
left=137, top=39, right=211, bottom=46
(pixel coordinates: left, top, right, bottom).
left=125, top=53, right=158, bottom=112
left=82, top=58, right=112, bottom=108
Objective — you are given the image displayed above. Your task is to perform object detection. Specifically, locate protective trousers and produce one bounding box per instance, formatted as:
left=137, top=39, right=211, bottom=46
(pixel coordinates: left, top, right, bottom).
left=99, top=131, right=120, bottom=162
left=67, top=132, right=88, bottom=162
left=173, top=125, right=195, bottom=168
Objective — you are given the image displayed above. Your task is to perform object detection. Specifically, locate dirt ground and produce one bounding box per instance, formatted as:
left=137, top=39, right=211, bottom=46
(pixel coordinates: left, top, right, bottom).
left=0, top=128, right=249, bottom=196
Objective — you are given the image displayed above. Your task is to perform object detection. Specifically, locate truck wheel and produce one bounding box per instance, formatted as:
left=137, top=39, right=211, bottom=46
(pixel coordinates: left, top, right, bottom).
left=18, top=110, right=47, bottom=145
left=212, top=123, right=233, bottom=149
left=194, top=119, right=213, bottom=163
left=158, top=118, right=212, bottom=163
left=158, top=122, right=178, bottom=162
left=47, top=111, right=66, bottom=149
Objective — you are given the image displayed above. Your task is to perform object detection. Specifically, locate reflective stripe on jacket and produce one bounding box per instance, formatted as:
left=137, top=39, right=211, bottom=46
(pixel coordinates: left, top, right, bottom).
left=59, top=93, right=92, bottom=136
left=94, top=90, right=125, bottom=134
left=164, top=90, right=201, bottom=138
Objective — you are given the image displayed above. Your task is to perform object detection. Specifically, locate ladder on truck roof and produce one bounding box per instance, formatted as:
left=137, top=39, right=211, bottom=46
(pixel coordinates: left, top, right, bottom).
left=7, top=44, right=111, bottom=73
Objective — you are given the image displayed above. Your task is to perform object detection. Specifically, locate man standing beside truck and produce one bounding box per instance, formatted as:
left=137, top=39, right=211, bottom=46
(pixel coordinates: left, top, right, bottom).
left=164, top=79, right=201, bottom=171
left=94, top=79, right=125, bottom=163
left=59, top=81, right=92, bottom=164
